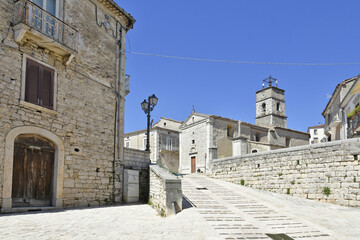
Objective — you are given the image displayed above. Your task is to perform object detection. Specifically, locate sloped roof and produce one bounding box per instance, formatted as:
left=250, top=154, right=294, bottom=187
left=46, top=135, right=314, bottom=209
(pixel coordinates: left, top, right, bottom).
left=97, top=0, right=136, bottom=29
left=180, top=112, right=238, bottom=129
left=322, top=76, right=358, bottom=116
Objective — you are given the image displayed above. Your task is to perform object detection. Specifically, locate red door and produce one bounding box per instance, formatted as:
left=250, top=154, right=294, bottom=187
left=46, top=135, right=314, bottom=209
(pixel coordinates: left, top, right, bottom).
left=12, top=135, right=54, bottom=207
left=191, top=157, right=196, bottom=173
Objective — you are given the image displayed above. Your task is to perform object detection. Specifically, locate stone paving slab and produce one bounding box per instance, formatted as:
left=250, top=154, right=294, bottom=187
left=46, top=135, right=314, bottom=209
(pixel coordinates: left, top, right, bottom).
left=0, top=203, right=220, bottom=240
left=1, top=174, right=360, bottom=239
left=182, top=174, right=360, bottom=240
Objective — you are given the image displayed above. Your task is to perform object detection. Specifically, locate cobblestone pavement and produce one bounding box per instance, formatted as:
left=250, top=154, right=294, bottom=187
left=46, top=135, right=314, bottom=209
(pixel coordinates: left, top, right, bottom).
left=1, top=174, right=360, bottom=240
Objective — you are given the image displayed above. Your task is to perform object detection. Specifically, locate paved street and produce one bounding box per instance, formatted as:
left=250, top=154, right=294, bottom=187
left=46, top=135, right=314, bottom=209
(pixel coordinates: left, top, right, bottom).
left=1, top=174, right=360, bottom=239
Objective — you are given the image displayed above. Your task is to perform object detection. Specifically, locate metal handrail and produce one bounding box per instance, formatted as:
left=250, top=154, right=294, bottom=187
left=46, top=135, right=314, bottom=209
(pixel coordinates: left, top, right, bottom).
left=13, top=0, right=78, bottom=52
left=347, top=114, right=360, bottom=138
left=158, top=162, right=183, bottom=178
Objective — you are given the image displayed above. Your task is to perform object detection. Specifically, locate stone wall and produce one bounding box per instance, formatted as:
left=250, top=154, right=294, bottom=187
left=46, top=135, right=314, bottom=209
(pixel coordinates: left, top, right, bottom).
left=123, top=148, right=151, bottom=202
left=149, top=164, right=182, bottom=217
left=0, top=0, right=132, bottom=210
left=211, top=138, right=360, bottom=207
left=180, top=120, right=208, bottom=173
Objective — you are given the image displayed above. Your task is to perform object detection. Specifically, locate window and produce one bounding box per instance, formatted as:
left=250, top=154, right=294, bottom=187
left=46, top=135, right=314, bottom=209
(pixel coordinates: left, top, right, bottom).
left=286, top=137, right=290, bottom=147
left=262, top=103, right=266, bottom=112
left=24, top=58, right=55, bottom=110
left=276, top=102, right=280, bottom=111
left=31, top=0, right=57, bottom=16
left=164, top=122, right=167, bottom=127
left=314, top=129, right=317, bottom=135
left=251, top=149, right=258, bottom=154
left=125, top=141, right=130, bottom=148
left=192, top=139, right=195, bottom=144
left=313, top=137, right=319, bottom=143
left=143, top=138, right=147, bottom=150
left=166, top=137, right=173, bottom=151
left=255, top=133, right=260, bottom=142
left=227, top=125, right=233, bottom=137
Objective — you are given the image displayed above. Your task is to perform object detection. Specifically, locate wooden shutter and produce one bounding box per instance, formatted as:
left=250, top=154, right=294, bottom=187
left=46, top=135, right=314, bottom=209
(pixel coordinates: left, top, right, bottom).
left=25, top=59, right=55, bottom=109
left=25, top=59, right=39, bottom=105
left=40, top=66, right=54, bottom=109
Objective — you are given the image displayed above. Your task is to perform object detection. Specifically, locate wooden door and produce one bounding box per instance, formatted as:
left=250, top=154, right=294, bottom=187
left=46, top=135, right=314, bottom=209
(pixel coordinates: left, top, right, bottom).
left=12, top=135, right=54, bottom=207
left=191, top=156, right=196, bottom=173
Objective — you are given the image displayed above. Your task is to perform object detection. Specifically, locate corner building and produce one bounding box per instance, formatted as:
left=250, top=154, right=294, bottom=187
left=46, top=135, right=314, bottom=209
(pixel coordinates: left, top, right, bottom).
left=0, top=0, right=135, bottom=212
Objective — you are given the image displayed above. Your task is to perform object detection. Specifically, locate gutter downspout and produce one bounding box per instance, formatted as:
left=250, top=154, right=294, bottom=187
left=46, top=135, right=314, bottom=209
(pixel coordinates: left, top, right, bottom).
left=113, top=25, right=123, bottom=202
left=118, top=25, right=124, bottom=201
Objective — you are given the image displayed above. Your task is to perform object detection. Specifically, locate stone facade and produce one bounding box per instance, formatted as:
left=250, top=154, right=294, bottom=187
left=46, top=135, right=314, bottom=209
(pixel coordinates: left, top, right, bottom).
left=0, top=0, right=135, bottom=212
left=179, top=112, right=238, bottom=174
left=125, top=117, right=182, bottom=173
left=149, top=164, right=182, bottom=217
left=323, top=76, right=358, bottom=141
left=123, top=148, right=151, bottom=202
left=256, top=86, right=287, bottom=128
left=212, top=138, right=360, bottom=207
left=308, top=124, right=326, bottom=144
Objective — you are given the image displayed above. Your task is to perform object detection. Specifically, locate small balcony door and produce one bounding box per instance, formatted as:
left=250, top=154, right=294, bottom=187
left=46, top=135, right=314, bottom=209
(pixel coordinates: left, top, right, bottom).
left=28, top=0, right=59, bottom=39
left=31, top=0, right=57, bottom=16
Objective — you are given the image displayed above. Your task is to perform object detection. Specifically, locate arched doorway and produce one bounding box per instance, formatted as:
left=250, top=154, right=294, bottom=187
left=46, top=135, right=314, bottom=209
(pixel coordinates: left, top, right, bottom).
left=2, top=126, right=64, bottom=212
left=12, top=134, right=55, bottom=207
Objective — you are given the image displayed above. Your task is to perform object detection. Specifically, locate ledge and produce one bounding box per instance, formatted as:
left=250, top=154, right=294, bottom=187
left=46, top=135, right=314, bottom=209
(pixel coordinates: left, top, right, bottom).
left=150, top=164, right=181, bottom=183
left=20, top=101, right=58, bottom=115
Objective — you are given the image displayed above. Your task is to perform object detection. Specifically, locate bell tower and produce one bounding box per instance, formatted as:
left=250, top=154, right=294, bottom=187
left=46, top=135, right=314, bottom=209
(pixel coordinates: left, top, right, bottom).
left=255, top=76, right=287, bottom=128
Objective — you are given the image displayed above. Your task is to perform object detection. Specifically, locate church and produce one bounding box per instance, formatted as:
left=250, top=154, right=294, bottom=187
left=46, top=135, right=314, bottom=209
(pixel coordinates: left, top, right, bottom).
left=179, top=76, right=310, bottom=174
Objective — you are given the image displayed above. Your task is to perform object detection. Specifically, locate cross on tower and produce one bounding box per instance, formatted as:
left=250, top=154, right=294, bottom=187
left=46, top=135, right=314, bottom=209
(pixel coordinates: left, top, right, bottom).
left=262, top=75, right=278, bottom=88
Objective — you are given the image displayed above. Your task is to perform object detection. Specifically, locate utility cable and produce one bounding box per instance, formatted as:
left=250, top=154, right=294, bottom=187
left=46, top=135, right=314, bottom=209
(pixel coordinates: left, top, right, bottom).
left=123, top=50, right=360, bottom=66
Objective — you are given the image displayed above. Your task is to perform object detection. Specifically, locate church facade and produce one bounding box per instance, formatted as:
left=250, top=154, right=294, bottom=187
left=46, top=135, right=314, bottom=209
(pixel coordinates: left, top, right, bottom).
left=179, top=77, right=309, bottom=174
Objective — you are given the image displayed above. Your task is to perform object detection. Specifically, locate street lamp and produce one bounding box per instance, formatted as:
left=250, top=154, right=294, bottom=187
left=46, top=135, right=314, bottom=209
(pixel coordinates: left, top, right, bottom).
left=141, top=94, right=158, bottom=151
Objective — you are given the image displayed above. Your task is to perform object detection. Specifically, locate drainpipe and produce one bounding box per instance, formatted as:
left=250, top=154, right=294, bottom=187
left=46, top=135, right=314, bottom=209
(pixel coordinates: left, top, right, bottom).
left=118, top=26, right=124, bottom=201
left=113, top=25, right=123, bottom=202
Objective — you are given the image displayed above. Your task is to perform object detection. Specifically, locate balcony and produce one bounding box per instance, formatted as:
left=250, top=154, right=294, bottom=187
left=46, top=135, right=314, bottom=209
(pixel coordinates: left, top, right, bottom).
left=13, top=0, right=78, bottom=65
left=125, top=74, right=130, bottom=96
left=347, top=114, right=360, bottom=138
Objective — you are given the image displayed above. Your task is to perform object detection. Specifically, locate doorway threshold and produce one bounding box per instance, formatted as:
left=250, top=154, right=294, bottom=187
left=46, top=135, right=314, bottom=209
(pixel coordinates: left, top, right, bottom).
left=1, top=206, right=58, bottom=214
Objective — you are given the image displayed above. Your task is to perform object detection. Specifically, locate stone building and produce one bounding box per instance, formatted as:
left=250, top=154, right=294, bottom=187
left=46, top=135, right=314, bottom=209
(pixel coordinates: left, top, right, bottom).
left=308, top=124, right=326, bottom=144
left=179, top=112, right=238, bottom=174
left=0, top=0, right=140, bottom=212
left=232, top=77, right=309, bottom=156
left=322, top=76, right=358, bottom=141
left=125, top=117, right=182, bottom=172
left=179, top=77, right=309, bottom=174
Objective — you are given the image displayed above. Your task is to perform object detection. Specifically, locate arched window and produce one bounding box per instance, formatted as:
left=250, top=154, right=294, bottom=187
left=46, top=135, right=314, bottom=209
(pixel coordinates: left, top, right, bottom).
left=227, top=125, right=233, bottom=137
left=262, top=103, right=266, bottom=112
left=251, top=149, right=258, bottom=153
left=277, top=102, right=280, bottom=111
left=255, top=133, right=260, bottom=142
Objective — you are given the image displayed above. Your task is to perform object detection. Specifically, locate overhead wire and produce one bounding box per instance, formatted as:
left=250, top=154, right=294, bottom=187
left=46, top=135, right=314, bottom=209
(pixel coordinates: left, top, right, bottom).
left=123, top=50, right=360, bottom=66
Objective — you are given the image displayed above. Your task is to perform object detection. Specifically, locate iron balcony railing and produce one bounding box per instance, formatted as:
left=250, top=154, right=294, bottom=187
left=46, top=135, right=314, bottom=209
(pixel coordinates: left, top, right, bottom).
left=347, top=114, right=360, bottom=138
left=125, top=74, right=130, bottom=94
left=13, top=0, right=78, bottom=52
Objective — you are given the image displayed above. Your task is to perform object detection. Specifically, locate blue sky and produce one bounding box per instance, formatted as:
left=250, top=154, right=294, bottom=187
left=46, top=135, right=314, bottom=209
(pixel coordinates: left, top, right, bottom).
left=117, top=0, right=360, bottom=133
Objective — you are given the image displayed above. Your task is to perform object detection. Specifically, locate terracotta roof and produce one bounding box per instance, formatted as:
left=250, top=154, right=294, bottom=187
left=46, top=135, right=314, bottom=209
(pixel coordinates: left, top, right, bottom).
left=209, top=114, right=238, bottom=123
left=160, top=117, right=183, bottom=123
left=308, top=124, right=325, bottom=129
left=274, top=126, right=309, bottom=136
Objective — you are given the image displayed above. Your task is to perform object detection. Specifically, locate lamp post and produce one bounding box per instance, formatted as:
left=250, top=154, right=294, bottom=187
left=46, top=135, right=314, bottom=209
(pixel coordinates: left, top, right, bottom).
left=141, top=94, right=158, bottom=151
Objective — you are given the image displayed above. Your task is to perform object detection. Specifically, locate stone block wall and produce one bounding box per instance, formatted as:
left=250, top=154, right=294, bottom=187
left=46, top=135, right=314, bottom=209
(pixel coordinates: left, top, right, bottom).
left=211, top=138, right=360, bottom=207
left=149, top=164, right=182, bottom=217
left=123, top=148, right=151, bottom=202
left=0, top=0, right=133, bottom=210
